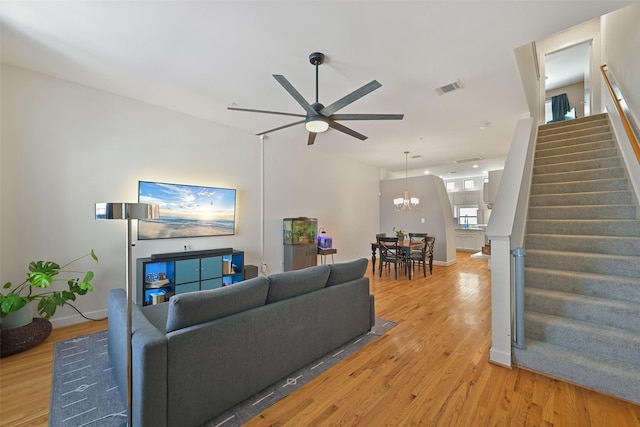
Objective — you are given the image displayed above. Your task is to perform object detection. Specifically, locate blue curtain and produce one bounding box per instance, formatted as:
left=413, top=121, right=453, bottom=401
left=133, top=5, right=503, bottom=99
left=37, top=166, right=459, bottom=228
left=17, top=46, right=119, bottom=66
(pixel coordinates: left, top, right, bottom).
left=551, top=93, right=570, bottom=121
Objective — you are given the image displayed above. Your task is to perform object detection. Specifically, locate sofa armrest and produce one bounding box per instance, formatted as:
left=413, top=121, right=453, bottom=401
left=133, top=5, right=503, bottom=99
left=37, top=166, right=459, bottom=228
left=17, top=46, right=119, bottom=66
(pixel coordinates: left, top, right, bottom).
left=108, top=289, right=168, bottom=427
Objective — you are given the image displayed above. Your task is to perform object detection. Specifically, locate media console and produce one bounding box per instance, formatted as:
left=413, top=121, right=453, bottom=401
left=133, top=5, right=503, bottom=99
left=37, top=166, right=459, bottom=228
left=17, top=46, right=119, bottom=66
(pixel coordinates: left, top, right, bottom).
left=136, top=248, right=244, bottom=306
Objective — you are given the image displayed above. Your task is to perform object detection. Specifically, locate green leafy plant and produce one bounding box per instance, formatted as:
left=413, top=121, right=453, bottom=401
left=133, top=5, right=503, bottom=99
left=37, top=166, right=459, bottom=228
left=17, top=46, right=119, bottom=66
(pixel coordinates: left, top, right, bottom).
left=393, top=227, right=405, bottom=238
left=1, top=250, right=98, bottom=320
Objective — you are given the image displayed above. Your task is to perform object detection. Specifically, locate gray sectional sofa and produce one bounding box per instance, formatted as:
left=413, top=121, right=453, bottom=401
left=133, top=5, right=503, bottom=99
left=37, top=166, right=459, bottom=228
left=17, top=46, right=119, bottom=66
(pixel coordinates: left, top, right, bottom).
left=108, top=258, right=374, bottom=427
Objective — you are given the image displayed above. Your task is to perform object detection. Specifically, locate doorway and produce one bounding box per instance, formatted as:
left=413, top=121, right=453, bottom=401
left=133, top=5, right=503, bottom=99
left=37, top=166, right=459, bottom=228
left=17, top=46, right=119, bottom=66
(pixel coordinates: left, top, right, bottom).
left=544, top=40, right=592, bottom=124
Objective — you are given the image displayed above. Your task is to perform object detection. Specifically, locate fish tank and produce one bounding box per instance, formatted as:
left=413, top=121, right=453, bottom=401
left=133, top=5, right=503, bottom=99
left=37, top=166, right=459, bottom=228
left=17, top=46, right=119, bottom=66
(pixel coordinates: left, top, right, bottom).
left=283, top=217, right=317, bottom=245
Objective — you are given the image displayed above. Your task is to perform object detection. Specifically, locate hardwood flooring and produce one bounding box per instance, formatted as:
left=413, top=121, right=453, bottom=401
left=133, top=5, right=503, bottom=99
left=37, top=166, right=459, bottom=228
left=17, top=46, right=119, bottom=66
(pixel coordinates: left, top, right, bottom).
left=1, top=252, right=639, bottom=426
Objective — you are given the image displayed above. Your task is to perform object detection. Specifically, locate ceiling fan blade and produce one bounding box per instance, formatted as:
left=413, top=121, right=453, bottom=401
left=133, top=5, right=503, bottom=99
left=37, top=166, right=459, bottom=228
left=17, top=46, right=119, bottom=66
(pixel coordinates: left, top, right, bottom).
left=228, top=106, right=306, bottom=118
left=307, top=132, right=317, bottom=146
left=329, top=121, right=368, bottom=141
left=320, top=80, right=382, bottom=116
left=330, top=113, right=404, bottom=121
left=273, top=75, right=316, bottom=115
left=256, top=119, right=305, bottom=136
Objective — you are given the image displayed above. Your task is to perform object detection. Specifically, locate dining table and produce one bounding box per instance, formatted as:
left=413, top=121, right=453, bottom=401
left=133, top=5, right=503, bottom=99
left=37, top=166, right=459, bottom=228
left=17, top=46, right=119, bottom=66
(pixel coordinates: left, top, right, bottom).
left=370, top=239, right=425, bottom=280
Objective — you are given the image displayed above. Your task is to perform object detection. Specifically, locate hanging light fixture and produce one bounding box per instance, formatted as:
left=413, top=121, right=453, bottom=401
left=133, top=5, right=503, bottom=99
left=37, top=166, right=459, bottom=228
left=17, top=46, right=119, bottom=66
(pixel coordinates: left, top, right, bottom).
left=394, top=151, right=419, bottom=211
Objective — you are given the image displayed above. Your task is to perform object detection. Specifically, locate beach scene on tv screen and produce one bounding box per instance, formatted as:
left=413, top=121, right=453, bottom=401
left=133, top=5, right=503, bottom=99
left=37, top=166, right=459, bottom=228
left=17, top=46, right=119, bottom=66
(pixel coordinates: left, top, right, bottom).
left=138, top=181, right=236, bottom=239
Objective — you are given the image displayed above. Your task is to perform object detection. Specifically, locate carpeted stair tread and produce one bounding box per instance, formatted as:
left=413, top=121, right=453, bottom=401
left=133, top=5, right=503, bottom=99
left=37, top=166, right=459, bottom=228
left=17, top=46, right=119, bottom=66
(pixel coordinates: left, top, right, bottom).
left=525, top=249, right=640, bottom=278
left=526, top=219, right=640, bottom=236
left=524, top=311, right=640, bottom=367
left=535, top=138, right=614, bottom=157
left=525, top=233, right=640, bottom=255
left=525, top=287, right=640, bottom=334
left=536, top=131, right=612, bottom=147
left=538, top=113, right=608, bottom=133
left=528, top=204, right=636, bottom=220
left=524, top=267, right=640, bottom=304
left=533, top=156, right=621, bottom=175
left=529, top=190, right=632, bottom=206
left=532, top=166, right=626, bottom=184
left=534, top=147, right=619, bottom=166
left=538, top=114, right=608, bottom=134
left=530, top=177, right=629, bottom=195
left=512, top=339, right=640, bottom=404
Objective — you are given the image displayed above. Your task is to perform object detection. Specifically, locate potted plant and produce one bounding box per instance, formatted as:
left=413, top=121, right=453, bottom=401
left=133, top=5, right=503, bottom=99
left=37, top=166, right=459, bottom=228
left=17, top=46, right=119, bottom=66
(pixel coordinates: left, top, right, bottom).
left=1, top=250, right=98, bottom=328
left=393, top=227, right=405, bottom=242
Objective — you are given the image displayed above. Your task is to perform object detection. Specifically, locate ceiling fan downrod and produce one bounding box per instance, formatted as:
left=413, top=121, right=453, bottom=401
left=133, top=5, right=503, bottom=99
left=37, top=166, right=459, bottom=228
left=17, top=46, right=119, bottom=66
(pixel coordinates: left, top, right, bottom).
left=309, top=52, right=324, bottom=104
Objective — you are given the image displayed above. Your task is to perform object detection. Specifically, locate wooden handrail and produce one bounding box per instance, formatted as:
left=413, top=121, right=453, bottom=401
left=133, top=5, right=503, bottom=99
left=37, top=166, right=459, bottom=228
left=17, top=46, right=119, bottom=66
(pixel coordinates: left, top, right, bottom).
left=600, top=64, right=640, bottom=164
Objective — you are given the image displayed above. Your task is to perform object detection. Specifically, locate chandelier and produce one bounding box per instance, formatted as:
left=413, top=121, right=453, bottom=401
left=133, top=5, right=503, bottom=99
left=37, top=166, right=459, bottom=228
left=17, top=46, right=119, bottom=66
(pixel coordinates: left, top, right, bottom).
left=394, top=151, right=419, bottom=211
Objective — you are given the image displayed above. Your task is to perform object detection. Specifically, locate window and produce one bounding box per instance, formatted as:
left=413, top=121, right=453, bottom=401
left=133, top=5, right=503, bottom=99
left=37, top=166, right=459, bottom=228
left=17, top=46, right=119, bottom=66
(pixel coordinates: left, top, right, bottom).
left=457, top=206, right=478, bottom=225
left=464, top=179, right=475, bottom=190
left=446, top=181, right=455, bottom=191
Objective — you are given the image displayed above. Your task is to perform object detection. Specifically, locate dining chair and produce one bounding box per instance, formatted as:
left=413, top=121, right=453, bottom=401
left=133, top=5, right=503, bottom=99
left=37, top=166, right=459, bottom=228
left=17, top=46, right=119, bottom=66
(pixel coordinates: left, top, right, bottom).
left=425, top=236, right=436, bottom=275
left=377, top=236, right=404, bottom=279
left=408, top=233, right=428, bottom=277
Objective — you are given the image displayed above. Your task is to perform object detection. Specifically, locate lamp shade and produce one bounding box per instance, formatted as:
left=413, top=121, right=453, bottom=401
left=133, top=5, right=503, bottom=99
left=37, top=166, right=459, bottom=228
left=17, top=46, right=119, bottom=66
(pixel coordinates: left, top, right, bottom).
left=95, top=202, right=159, bottom=220
left=305, top=117, right=329, bottom=133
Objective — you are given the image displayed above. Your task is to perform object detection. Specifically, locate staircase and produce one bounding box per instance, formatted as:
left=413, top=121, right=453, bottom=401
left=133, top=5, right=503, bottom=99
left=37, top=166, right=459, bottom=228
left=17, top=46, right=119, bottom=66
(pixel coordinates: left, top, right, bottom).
left=512, top=113, right=640, bottom=404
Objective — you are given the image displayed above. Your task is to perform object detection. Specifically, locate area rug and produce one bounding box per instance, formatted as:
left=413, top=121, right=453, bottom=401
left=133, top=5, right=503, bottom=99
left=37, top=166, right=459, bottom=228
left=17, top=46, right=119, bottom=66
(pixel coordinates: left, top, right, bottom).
left=50, top=318, right=396, bottom=427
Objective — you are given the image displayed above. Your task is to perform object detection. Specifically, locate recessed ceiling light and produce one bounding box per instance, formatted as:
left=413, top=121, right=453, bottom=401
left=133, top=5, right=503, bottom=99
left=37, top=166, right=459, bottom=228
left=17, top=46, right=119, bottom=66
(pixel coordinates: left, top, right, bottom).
left=472, top=164, right=479, bottom=168
left=424, top=170, right=430, bottom=175
left=479, top=122, right=490, bottom=130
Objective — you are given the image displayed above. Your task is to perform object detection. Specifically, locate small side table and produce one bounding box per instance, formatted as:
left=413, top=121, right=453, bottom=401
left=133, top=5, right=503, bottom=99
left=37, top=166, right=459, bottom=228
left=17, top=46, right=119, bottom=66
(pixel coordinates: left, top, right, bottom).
left=317, top=248, right=337, bottom=265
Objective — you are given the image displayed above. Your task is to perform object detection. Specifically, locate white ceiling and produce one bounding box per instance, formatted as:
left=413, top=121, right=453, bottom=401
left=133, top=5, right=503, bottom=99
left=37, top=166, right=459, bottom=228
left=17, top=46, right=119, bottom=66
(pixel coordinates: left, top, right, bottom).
left=0, top=1, right=633, bottom=178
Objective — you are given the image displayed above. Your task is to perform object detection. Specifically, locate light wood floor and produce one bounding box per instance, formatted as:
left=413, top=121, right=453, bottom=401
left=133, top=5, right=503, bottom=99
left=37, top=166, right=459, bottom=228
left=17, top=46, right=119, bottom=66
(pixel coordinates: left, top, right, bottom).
left=2, top=252, right=639, bottom=426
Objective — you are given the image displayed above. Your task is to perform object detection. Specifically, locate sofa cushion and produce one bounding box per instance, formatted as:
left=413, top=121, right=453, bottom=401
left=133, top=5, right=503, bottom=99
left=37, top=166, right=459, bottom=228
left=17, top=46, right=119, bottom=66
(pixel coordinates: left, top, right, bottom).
left=266, top=265, right=331, bottom=304
left=166, top=276, right=269, bottom=333
left=326, top=258, right=368, bottom=287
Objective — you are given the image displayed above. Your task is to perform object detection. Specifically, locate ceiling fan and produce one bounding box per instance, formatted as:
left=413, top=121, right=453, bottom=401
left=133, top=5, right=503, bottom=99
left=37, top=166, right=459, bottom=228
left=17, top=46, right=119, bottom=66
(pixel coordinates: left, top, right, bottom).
left=228, top=52, right=404, bottom=145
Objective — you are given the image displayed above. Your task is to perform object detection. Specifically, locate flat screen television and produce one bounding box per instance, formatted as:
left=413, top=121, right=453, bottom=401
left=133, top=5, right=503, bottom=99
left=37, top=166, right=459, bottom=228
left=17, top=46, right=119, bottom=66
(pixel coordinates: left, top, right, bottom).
left=138, top=180, right=236, bottom=240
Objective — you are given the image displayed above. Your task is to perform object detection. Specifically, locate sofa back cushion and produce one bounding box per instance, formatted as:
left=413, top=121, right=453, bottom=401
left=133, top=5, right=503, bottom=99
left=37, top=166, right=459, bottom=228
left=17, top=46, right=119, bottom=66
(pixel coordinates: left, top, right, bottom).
left=266, top=265, right=331, bottom=304
left=326, top=258, right=368, bottom=287
left=166, top=276, right=269, bottom=333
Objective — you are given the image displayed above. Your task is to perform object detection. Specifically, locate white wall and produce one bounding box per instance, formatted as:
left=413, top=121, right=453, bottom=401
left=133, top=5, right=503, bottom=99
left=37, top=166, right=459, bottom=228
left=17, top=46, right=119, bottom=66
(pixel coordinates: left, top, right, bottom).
left=601, top=3, right=640, bottom=124
left=0, top=64, right=380, bottom=327
left=601, top=2, right=640, bottom=201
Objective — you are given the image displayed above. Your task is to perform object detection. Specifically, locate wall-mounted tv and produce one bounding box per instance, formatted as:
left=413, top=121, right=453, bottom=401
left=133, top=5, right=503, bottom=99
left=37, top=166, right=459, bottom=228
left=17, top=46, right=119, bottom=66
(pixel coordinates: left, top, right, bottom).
left=138, top=181, right=236, bottom=240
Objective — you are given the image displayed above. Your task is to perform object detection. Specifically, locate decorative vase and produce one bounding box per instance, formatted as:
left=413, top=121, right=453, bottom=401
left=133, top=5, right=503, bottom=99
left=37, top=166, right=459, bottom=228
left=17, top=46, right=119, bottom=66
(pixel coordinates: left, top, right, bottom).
left=0, top=302, right=34, bottom=329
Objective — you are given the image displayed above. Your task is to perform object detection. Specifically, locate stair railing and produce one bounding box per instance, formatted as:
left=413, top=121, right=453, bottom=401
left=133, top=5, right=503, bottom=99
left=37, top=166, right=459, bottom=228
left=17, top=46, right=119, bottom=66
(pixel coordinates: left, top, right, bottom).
left=511, top=247, right=526, bottom=349
left=600, top=64, right=640, bottom=164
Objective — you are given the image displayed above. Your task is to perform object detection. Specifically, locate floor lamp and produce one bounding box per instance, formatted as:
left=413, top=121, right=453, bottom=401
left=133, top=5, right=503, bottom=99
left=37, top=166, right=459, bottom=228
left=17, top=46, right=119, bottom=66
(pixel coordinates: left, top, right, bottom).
left=95, top=202, right=159, bottom=426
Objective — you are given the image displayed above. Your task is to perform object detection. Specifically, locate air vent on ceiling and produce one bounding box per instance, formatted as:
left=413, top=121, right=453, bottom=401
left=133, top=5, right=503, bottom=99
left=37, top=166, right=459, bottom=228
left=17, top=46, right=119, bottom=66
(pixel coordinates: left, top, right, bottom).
left=452, top=156, right=483, bottom=164
left=435, top=79, right=463, bottom=95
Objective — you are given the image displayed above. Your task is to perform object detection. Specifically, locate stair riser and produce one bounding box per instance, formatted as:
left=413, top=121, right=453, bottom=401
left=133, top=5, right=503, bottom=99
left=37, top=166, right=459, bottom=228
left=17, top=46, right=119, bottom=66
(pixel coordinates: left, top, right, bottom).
left=532, top=167, right=626, bottom=184
left=526, top=251, right=640, bottom=278
left=525, top=314, right=640, bottom=366
left=528, top=205, right=637, bottom=220
left=525, top=290, right=640, bottom=334
left=536, top=129, right=613, bottom=151
left=526, top=219, right=640, bottom=236
left=538, top=115, right=609, bottom=137
left=533, top=157, right=621, bottom=175
left=513, top=340, right=640, bottom=404
left=537, top=125, right=611, bottom=144
left=530, top=178, right=628, bottom=195
left=525, top=234, right=640, bottom=256
left=529, top=191, right=632, bottom=206
left=536, top=138, right=614, bottom=157
left=534, top=148, right=619, bottom=166
left=525, top=268, right=640, bottom=304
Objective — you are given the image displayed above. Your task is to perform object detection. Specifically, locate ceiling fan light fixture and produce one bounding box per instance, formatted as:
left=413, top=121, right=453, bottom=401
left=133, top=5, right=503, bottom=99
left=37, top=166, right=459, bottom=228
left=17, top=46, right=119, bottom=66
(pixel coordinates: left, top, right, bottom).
left=305, top=116, right=329, bottom=133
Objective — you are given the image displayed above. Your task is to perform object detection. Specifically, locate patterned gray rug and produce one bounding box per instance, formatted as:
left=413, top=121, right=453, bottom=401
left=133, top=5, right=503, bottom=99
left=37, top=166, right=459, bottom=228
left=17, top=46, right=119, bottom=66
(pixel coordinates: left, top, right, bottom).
left=50, top=318, right=395, bottom=427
